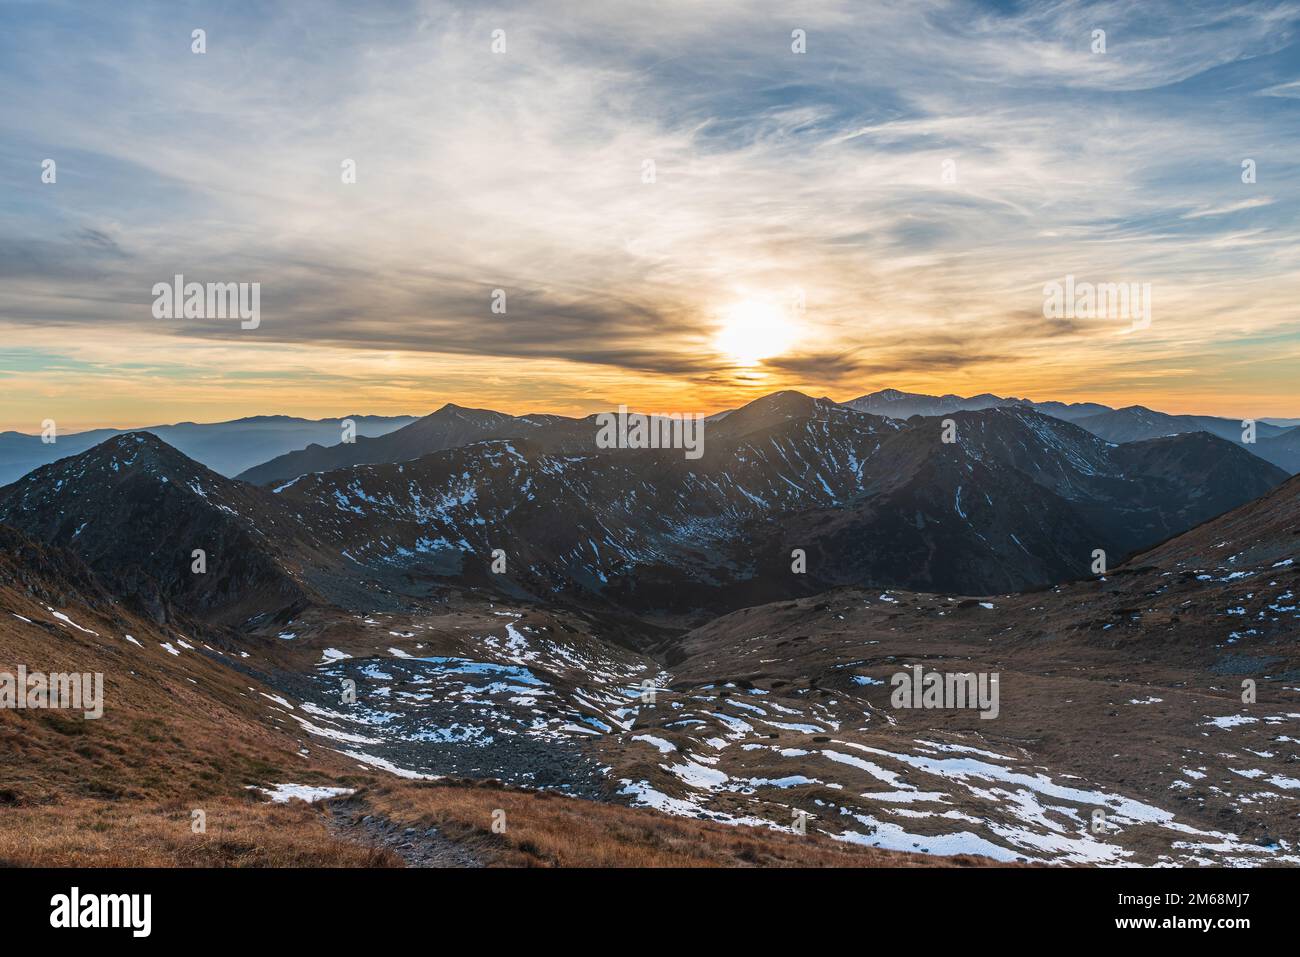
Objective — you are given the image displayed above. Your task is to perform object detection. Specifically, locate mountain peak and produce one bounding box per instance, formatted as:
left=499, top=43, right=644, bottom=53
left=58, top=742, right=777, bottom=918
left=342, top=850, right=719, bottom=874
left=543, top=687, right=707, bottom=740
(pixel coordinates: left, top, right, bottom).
left=745, top=389, right=817, bottom=409
left=0, top=430, right=312, bottom=624
left=733, top=390, right=821, bottom=421
left=100, top=430, right=173, bottom=451
left=2, top=431, right=223, bottom=500
left=85, top=430, right=206, bottom=474
left=427, top=402, right=509, bottom=422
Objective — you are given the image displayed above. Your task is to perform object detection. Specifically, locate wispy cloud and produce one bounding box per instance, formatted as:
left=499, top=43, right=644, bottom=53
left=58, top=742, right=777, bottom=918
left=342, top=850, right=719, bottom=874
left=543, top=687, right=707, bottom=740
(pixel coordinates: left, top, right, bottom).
left=1, top=0, right=1298, bottom=426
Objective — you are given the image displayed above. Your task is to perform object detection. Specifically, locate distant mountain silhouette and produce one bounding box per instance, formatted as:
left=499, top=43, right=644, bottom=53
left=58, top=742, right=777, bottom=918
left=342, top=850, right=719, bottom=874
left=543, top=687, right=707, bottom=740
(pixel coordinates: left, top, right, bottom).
left=0, top=413, right=416, bottom=486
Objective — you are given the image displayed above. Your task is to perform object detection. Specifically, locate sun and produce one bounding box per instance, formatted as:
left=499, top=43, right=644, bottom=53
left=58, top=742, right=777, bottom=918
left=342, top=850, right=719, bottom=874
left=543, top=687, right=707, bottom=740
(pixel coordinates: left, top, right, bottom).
left=713, top=300, right=798, bottom=366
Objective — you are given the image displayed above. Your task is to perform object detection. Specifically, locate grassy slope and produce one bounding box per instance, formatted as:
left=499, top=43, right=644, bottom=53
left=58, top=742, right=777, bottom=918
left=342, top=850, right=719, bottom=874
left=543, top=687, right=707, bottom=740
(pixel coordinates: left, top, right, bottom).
left=0, top=535, right=996, bottom=868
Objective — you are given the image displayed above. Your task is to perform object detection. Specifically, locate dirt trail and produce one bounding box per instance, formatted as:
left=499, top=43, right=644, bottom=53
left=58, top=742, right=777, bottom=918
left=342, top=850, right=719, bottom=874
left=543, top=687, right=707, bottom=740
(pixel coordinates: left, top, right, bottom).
left=327, top=796, right=486, bottom=868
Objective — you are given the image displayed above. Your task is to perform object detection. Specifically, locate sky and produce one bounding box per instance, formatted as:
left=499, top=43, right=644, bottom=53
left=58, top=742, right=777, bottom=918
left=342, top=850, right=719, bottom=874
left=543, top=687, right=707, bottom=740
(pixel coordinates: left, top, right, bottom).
left=1, top=0, right=1299, bottom=431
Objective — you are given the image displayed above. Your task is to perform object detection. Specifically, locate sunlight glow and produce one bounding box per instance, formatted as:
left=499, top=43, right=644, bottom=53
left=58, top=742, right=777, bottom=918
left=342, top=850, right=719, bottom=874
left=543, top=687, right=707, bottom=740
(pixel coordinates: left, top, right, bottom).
left=713, top=300, right=798, bottom=366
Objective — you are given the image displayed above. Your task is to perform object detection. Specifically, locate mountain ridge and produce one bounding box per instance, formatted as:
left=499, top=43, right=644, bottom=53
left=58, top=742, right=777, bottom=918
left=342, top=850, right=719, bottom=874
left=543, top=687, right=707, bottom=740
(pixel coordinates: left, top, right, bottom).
left=237, top=388, right=1300, bottom=489
left=4, top=394, right=1285, bottom=626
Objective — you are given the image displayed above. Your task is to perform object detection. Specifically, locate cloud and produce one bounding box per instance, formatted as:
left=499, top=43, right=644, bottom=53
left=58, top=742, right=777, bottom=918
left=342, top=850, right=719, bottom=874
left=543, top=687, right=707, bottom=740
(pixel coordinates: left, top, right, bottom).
left=1258, top=78, right=1300, bottom=98
left=1181, top=197, right=1277, bottom=219
left=1, top=0, right=1298, bottom=426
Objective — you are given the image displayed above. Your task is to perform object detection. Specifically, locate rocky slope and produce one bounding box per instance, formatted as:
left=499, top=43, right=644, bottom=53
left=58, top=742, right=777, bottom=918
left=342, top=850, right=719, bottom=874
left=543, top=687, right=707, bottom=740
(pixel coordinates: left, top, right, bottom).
left=0, top=434, right=326, bottom=625
left=602, top=476, right=1300, bottom=864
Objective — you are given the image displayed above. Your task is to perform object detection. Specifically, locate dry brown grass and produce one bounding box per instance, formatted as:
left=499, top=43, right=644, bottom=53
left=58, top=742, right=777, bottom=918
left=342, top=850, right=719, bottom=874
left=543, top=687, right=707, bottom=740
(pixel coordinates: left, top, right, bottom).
left=0, top=795, right=401, bottom=867
left=0, top=575, right=1000, bottom=869
left=0, top=587, right=360, bottom=808
left=0, top=778, right=1004, bottom=868
left=360, top=779, right=1002, bottom=867
left=0, top=780, right=1003, bottom=868
left=0, top=587, right=393, bottom=866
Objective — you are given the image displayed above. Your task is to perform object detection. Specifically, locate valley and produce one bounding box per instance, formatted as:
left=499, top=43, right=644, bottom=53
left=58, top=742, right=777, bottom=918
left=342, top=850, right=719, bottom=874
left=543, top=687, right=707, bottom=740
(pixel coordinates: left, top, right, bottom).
left=1, top=390, right=1296, bottom=868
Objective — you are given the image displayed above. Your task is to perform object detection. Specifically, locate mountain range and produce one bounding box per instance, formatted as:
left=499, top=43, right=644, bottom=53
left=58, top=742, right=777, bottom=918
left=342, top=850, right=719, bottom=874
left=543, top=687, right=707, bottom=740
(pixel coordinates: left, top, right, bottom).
left=6, top=390, right=1296, bottom=493
left=1, top=425, right=1295, bottom=866
left=844, top=390, right=1300, bottom=472
left=0, top=414, right=417, bottom=487
left=1, top=387, right=1297, bottom=868
left=208, top=390, right=1300, bottom=481
left=0, top=391, right=1286, bottom=626
left=234, top=389, right=1300, bottom=483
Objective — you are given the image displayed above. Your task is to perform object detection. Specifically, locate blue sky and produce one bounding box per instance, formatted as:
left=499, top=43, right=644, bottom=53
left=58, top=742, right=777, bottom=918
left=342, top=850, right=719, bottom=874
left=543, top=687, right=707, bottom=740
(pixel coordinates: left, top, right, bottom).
left=1, top=0, right=1298, bottom=428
